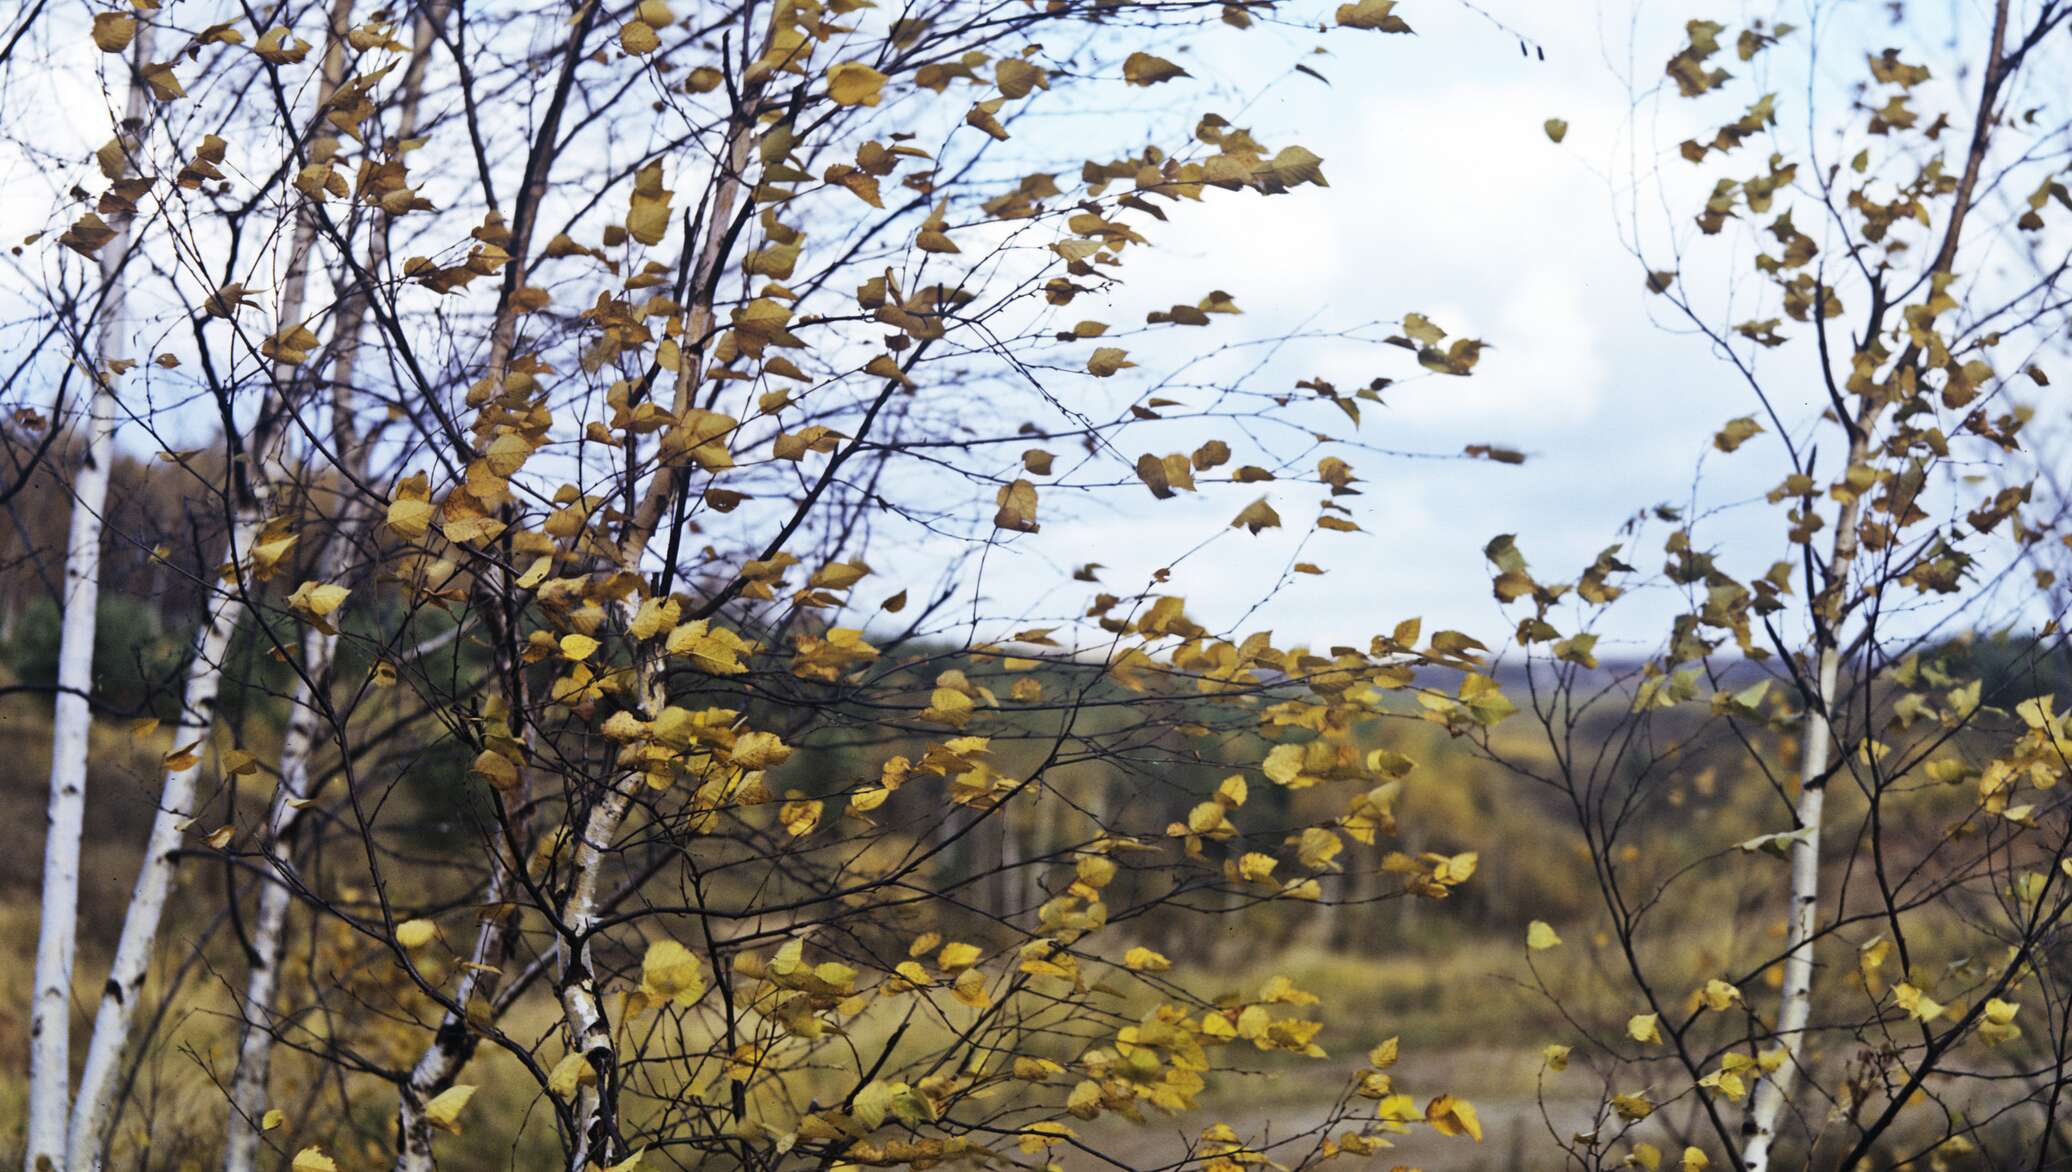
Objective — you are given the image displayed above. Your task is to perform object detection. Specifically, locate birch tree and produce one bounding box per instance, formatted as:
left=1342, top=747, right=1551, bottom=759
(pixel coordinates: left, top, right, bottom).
left=1477, top=2, right=2072, bottom=1169
left=10, top=0, right=1540, bottom=1168
left=24, top=18, right=155, bottom=1172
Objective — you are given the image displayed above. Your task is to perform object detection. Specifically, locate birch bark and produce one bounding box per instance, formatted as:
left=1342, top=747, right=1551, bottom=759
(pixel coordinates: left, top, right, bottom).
left=25, top=23, right=155, bottom=1172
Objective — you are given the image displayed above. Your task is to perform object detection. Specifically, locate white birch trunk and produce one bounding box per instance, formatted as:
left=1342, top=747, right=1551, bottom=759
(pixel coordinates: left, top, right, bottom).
left=1740, top=448, right=1870, bottom=1170
left=1739, top=643, right=1839, bottom=1171
left=26, top=24, right=155, bottom=1172
left=554, top=100, right=759, bottom=1170
left=67, top=509, right=264, bottom=1170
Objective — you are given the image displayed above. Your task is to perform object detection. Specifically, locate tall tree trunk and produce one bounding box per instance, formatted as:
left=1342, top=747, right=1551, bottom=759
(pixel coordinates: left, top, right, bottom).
left=67, top=0, right=362, bottom=1135
left=67, top=509, right=263, bottom=1169
left=26, top=23, right=154, bottom=1172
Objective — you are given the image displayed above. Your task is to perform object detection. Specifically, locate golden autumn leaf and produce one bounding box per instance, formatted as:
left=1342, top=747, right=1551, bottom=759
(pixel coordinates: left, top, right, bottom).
left=619, top=20, right=660, bottom=54
left=92, top=13, right=136, bottom=53
left=423, top=1085, right=476, bottom=1133
left=1628, top=1012, right=1662, bottom=1044
left=1425, top=1094, right=1482, bottom=1141
left=1086, top=347, right=1134, bottom=377
left=1231, top=496, right=1281, bottom=534
left=1335, top=0, right=1412, bottom=30
left=641, top=939, right=707, bottom=1007
left=1122, top=52, right=1188, bottom=85
left=827, top=62, right=889, bottom=106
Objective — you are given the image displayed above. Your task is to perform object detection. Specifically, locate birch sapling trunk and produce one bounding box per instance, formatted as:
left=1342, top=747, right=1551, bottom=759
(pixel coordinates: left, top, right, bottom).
left=1737, top=3, right=2008, bottom=1162
left=555, top=95, right=761, bottom=1171
left=26, top=23, right=155, bottom=1172
left=69, top=16, right=343, bottom=1150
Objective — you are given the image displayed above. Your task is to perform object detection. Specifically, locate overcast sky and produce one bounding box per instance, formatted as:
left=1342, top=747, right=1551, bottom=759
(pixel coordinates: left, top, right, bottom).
left=3, top=0, right=2058, bottom=659
left=948, top=0, right=1807, bottom=655
left=945, top=0, right=2066, bottom=659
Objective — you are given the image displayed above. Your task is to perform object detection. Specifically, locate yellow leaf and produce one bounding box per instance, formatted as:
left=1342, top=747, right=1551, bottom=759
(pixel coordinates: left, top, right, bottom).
left=472, top=750, right=519, bottom=790
left=1699, top=978, right=1740, bottom=1011
left=1335, top=0, right=1412, bottom=30
left=1544, top=117, right=1569, bottom=143
left=937, top=941, right=982, bottom=971
left=993, top=479, right=1039, bottom=532
left=1087, top=347, right=1134, bottom=377
left=287, top=581, right=351, bottom=629
left=388, top=472, right=433, bottom=540
left=951, top=966, right=989, bottom=1007
left=1527, top=921, right=1562, bottom=950
left=827, top=62, right=889, bottom=107
left=1122, top=52, right=1189, bottom=85
left=641, top=939, right=707, bottom=1007
left=396, top=919, right=438, bottom=949
left=1612, top=1092, right=1654, bottom=1120
left=1425, top=1094, right=1482, bottom=1141
left=1231, top=496, right=1281, bottom=534
left=548, top=1053, right=597, bottom=1098
left=1123, top=946, right=1170, bottom=972
left=92, top=12, right=136, bottom=53
left=423, top=1085, right=476, bottom=1134
left=516, top=556, right=552, bottom=589
left=1628, top=1012, right=1663, bottom=1044
left=1894, top=982, right=1945, bottom=1023
left=291, top=1148, right=338, bottom=1172
left=619, top=20, right=660, bottom=54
